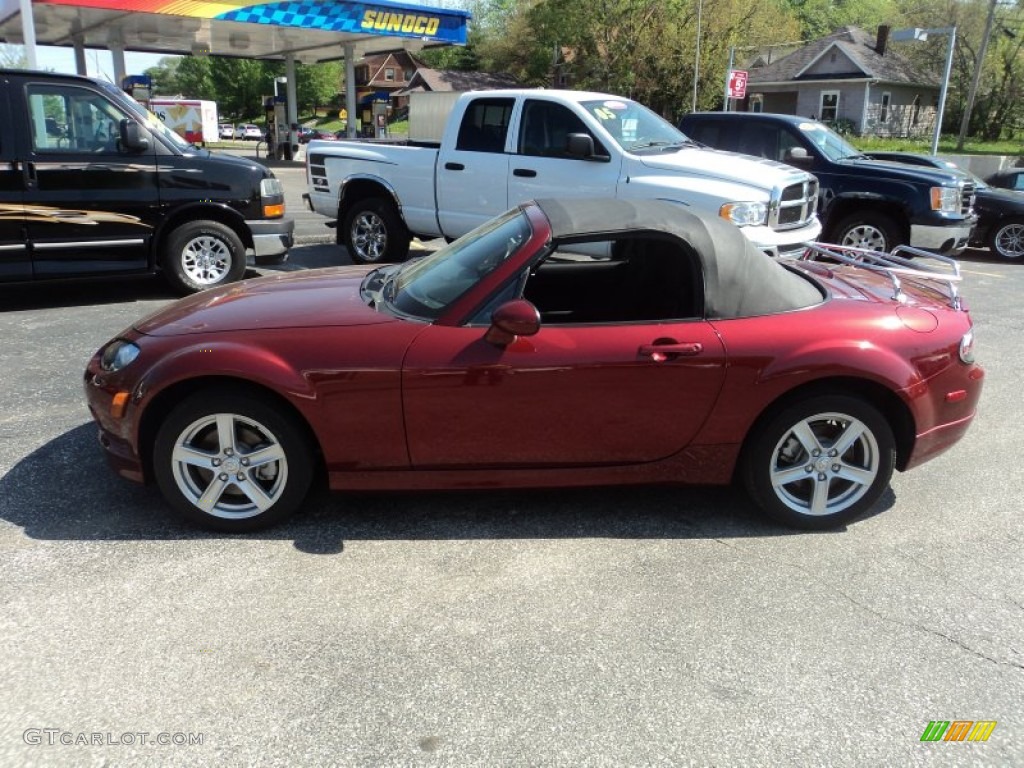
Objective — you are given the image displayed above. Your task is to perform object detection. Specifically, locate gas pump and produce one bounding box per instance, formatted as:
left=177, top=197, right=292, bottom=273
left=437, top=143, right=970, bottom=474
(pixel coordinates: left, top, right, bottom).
left=121, top=75, right=152, bottom=111
left=262, top=96, right=287, bottom=160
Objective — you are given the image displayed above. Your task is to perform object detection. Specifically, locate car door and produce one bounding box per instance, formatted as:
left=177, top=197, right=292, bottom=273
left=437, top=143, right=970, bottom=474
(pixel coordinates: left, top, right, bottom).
left=12, top=76, right=158, bottom=278
left=435, top=96, right=513, bottom=238
left=507, top=98, right=622, bottom=205
left=0, top=79, right=29, bottom=281
left=401, top=237, right=727, bottom=468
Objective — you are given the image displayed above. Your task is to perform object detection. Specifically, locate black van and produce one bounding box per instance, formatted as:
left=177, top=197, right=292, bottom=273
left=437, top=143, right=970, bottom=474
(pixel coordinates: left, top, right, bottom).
left=0, top=69, right=293, bottom=293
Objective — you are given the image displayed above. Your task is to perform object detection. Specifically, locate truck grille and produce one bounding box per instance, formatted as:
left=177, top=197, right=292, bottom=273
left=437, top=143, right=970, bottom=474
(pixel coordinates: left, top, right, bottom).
left=960, top=181, right=975, bottom=215
left=772, top=179, right=819, bottom=229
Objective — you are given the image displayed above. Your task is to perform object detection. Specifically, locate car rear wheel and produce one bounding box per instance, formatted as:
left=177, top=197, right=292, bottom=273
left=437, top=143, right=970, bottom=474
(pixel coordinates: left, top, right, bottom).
left=162, top=220, right=246, bottom=294
left=342, top=198, right=410, bottom=264
left=989, top=219, right=1024, bottom=260
left=830, top=212, right=901, bottom=252
left=742, top=395, right=896, bottom=529
left=153, top=391, right=314, bottom=532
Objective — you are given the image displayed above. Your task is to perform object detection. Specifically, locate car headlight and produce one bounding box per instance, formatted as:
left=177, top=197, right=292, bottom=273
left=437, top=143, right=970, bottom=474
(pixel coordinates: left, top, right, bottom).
left=260, top=177, right=285, bottom=218
left=260, top=177, right=283, bottom=198
left=959, top=329, right=975, bottom=364
left=100, top=339, right=140, bottom=372
left=931, top=186, right=961, bottom=213
left=720, top=201, right=768, bottom=227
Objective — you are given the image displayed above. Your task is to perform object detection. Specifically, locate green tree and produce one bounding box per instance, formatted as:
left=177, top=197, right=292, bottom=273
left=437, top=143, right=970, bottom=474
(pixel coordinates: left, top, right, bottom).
left=295, top=61, right=343, bottom=116
left=1, top=43, right=28, bottom=68
left=143, top=57, right=182, bottom=95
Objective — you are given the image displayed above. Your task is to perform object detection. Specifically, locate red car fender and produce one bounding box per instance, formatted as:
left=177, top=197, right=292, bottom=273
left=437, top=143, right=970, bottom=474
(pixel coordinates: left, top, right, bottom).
left=131, top=339, right=323, bottom=445
left=690, top=329, right=925, bottom=451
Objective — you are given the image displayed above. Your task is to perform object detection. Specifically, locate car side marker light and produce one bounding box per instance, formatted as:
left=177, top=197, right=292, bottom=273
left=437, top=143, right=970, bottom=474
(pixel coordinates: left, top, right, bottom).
left=945, top=390, right=968, bottom=403
left=111, top=392, right=130, bottom=418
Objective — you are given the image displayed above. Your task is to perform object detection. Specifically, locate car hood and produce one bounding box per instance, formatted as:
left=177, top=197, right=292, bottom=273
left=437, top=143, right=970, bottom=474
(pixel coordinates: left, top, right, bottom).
left=974, top=185, right=1024, bottom=212
left=637, top=146, right=806, bottom=190
left=839, top=157, right=967, bottom=185
left=134, top=267, right=395, bottom=336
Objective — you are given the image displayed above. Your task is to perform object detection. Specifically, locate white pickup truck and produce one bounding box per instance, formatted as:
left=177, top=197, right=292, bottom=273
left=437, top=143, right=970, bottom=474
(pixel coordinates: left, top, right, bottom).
left=304, top=89, right=821, bottom=263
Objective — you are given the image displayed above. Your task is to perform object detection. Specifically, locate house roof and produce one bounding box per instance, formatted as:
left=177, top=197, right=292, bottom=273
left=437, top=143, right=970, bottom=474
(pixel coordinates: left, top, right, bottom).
left=404, top=68, right=519, bottom=92
left=749, top=26, right=937, bottom=88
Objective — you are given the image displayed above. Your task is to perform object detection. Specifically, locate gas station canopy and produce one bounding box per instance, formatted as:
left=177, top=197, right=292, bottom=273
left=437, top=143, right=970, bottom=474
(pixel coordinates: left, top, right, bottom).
left=0, top=0, right=470, bottom=63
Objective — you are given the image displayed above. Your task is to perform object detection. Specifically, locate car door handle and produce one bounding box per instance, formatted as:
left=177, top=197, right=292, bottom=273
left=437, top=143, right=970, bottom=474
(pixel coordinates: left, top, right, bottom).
left=513, top=168, right=537, bottom=177
left=444, top=162, right=464, bottom=171
left=638, top=341, right=703, bottom=361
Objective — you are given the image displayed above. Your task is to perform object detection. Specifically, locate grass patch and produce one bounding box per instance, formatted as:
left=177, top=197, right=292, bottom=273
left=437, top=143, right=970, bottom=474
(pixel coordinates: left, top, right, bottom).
left=851, top=135, right=1023, bottom=156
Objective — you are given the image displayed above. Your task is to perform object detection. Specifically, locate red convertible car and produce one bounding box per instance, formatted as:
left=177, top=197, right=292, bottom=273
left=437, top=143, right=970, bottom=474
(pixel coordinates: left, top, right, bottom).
left=84, top=199, right=983, bottom=532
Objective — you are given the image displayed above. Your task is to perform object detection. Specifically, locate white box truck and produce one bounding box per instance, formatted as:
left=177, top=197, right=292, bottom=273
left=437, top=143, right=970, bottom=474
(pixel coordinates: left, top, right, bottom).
left=150, top=98, right=219, bottom=145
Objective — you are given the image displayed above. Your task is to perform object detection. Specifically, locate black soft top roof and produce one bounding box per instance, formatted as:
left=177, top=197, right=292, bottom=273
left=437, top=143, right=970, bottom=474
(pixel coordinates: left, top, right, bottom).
left=534, top=198, right=822, bottom=318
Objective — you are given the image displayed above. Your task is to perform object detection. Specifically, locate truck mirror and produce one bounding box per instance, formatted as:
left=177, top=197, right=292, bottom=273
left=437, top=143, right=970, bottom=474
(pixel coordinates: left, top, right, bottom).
left=785, top=147, right=811, bottom=165
left=119, top=119, right=150, bottom=152
left=566, top=133, right=594, bottom=159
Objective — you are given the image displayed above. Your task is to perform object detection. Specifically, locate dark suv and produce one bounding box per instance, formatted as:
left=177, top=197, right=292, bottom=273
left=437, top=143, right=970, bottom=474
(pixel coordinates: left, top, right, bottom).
left=679, top=112, right=976, bottom=254
left=1, top=69, right=293, bottom=293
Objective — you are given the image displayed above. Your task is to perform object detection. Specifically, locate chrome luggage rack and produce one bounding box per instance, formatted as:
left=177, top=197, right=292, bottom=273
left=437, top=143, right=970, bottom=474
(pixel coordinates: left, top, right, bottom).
left=798, top=242, right=963, bottom=310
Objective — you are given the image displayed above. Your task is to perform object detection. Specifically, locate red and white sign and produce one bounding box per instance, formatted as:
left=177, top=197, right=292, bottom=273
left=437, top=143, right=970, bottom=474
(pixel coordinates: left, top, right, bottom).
left=727, top=70, right=748, bottom=99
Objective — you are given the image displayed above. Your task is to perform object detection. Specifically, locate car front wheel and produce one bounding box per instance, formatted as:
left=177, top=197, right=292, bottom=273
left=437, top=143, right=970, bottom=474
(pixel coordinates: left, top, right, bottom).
left=742, top=395, right=896, bottom=529
left=153, top=391, right=314, bottom=532
left=989, top=219, right=1024, bottom=260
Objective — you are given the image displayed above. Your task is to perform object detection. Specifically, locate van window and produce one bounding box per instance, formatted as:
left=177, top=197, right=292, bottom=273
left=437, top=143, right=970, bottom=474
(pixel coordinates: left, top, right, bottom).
left=27, top=84, right=130, bottom=154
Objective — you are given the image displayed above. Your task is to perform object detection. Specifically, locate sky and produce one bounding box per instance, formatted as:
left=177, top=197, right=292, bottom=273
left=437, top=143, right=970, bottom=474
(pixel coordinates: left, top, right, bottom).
left=26, top=45, right=177, bottom=82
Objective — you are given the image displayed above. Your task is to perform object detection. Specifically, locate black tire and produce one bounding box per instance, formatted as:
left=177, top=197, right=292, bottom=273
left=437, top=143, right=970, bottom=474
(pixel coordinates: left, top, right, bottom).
left=742, top=395, right=896, bottom=530
left=162, top=220, right=247, bottom=294
left=342, top=197, right=410, bottom=264
left=153, top=390, right=314, bottom=532
left=988, top=218, right=1024, bottom=260
left=829, top=212, right=902, bottom=252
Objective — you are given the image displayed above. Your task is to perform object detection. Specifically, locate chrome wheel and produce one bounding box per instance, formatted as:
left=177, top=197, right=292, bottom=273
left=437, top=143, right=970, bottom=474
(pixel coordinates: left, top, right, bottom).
left=170, top=412, right=289, bottom=521
left=992, top=222, right=1024, bottom=259
left=180, top=235, right=234, bottom=286
left=350, top=210, right=388, bottom=263
left=839, top=223, right=888, bottom=251
left=769, top=411, right=880, bottom=517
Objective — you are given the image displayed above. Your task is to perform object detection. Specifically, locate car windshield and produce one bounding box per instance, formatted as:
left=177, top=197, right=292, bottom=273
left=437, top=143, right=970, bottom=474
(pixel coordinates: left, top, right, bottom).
left=98, top=81, right=192, bottom=150
left=387, top=208, right=532, bottom=320
left=580, top=98, right=692, bottom=153
left=796, top=121, right=862, bottom=161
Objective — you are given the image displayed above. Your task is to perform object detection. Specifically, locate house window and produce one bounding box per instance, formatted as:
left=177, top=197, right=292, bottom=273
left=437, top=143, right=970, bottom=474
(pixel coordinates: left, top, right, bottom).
left=880, top=92, right=890, bottom=123
left=820, top=91, right=839, bottom=122
left=749, top=94, right=763, bottom=113
left=385, top=68, right=395, bottom=81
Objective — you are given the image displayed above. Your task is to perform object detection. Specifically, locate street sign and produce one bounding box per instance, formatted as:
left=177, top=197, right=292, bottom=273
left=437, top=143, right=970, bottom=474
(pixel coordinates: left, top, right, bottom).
left=727, top=70, right=748, bottom=99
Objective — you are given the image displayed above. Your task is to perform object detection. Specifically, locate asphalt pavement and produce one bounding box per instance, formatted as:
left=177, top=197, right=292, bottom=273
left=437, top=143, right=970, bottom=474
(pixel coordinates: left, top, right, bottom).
left=0, top=176, right=1021, bottom=766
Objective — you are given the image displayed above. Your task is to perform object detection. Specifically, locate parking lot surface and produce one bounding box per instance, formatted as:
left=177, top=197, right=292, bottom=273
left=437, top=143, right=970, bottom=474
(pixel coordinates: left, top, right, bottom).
left=1, top=198, right=1021, bottom=764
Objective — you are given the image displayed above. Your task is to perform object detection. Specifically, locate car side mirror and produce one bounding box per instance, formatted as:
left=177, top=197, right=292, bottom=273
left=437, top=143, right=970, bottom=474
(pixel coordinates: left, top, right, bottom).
left=484, top=299, right=541, bottom=347
left=119, top=119, right=150, bottom=152
left=785, top=146, right=811, bottom=165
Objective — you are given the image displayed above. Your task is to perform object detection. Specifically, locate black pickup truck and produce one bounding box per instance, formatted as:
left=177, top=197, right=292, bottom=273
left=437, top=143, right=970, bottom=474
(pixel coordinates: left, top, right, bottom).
left=1, top=69, right=294, bottom=293
left=679, top=112, right=976, bottom=254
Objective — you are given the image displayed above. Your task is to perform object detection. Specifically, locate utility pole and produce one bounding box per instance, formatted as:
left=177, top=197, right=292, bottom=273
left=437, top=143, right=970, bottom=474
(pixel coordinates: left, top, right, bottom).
left=956, top=0, right=999, bottom=151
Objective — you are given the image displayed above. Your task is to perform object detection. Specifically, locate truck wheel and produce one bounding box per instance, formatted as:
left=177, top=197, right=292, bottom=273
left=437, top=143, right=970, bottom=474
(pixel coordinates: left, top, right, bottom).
left=162, top=220, right=246, bottom=294
left=830, top=212, right=901, bottom=253
left=343, top=198, right=410, bottom=264
left=989, top=219, right=1024, bottom=260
